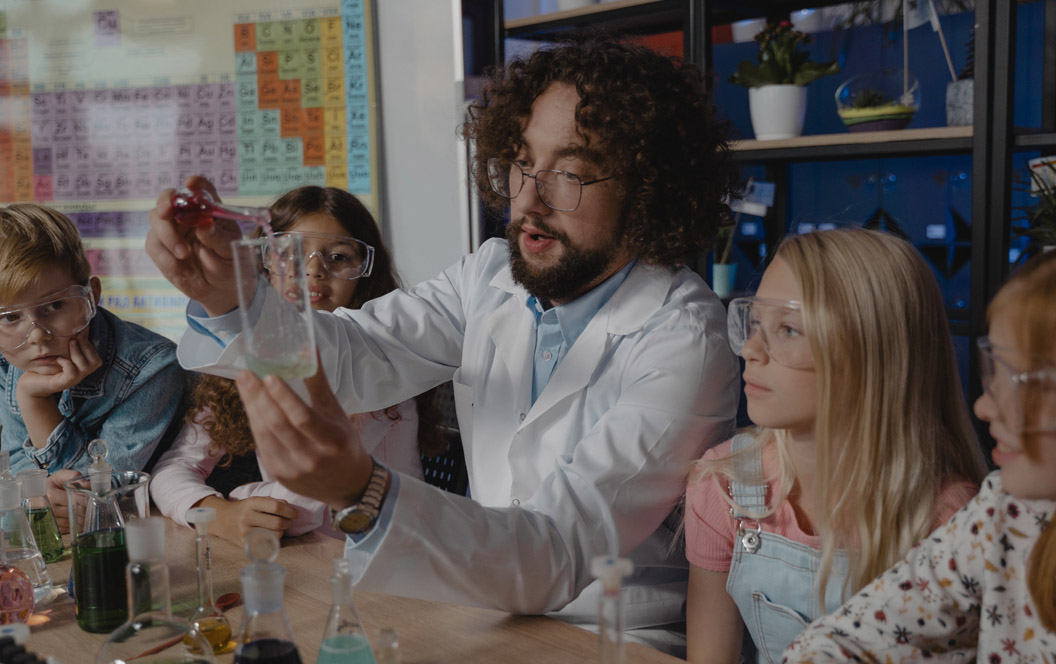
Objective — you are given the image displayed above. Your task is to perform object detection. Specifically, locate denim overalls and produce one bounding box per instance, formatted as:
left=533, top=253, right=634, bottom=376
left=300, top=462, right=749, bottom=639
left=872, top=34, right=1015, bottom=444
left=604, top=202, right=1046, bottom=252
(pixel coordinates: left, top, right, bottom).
left=725, top=434, right=848, bottom=663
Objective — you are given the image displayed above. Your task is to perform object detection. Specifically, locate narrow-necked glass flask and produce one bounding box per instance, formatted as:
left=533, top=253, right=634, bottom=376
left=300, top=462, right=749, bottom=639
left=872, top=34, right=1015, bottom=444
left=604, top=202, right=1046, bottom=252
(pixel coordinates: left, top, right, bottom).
left=317, top=558, right=375, bottom=664
left=233, top=529, right=302, bottom=664
left=592, top=556, right=633, bottom=664
left=185, top=507, right=232, bottom=654
left=0, top=474, right=51, bottom=605
left=18, top=470, right=63, bottom=564
left=95, top=517, right=216, bottom=664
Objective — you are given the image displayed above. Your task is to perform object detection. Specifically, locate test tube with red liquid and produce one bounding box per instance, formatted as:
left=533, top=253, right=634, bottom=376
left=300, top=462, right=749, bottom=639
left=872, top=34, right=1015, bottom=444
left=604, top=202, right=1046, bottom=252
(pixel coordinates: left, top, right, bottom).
left=171, top=188, right=272, bottom=232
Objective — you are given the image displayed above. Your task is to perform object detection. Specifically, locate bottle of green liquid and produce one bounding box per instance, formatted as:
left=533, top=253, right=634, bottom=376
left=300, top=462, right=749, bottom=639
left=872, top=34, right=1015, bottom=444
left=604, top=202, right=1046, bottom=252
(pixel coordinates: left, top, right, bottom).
left=18, top=469, right=64, bottom=564
left=317, top=559, right=375, bottom=664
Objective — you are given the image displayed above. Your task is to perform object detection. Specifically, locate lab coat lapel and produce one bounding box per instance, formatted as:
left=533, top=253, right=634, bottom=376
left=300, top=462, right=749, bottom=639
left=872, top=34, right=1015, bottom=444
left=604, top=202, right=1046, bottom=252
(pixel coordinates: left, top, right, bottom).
left=484, top=270, right=535, bottom=410
left=521, top=262, right=672, bottom=429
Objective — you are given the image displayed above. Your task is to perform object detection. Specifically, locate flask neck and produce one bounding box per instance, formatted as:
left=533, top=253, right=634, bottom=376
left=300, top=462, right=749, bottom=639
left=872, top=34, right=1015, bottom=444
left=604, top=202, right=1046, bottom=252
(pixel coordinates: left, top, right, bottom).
left=195, top=533, right=217, bottom=609
left=126, top=559, right=173, bottom=620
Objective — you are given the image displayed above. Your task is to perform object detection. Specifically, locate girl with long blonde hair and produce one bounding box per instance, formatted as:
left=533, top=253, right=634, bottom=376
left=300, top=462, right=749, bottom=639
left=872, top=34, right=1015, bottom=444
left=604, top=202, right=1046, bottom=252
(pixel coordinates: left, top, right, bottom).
left=785, top=248, right=1056, bottom=661
left=684, top=227, right=987, bottom=662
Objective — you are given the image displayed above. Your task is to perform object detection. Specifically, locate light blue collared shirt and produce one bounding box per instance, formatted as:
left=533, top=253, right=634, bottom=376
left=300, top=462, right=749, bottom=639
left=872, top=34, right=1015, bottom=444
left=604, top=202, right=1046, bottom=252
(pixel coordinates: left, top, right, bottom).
left=526, top=260, right=636, bottom=404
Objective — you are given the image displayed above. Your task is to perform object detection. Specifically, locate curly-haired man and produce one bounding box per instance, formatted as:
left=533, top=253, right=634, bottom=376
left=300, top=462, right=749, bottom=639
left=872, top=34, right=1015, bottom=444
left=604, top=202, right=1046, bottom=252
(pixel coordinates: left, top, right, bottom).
left=147, top=36, right=740, bottom=656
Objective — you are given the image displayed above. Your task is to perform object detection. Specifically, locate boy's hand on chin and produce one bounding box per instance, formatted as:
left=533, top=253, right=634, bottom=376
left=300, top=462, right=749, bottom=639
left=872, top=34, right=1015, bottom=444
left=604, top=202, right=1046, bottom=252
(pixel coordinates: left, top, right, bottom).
left=16, top=338, right=102, bottom=398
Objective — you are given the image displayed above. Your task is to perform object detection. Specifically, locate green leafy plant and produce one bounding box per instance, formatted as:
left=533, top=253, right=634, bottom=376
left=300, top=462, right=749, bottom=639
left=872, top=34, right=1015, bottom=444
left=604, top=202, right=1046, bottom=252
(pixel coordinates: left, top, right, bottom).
left=850, top=88, right=891, bottom=108
left=1014, top=162, right=1056, bottom=256
left=729, top=21, right=839, bottom=88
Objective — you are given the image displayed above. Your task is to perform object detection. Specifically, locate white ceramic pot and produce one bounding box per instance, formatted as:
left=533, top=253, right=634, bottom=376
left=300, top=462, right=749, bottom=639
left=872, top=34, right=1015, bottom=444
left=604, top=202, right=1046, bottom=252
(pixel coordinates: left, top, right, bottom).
left=748, top=85, right=807, bottom=140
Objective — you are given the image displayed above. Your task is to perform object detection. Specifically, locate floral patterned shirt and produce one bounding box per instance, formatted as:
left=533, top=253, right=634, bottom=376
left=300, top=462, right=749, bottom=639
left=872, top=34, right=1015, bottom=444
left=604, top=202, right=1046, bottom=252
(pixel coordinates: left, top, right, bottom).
left=783, top=471, right=1055, bottom=663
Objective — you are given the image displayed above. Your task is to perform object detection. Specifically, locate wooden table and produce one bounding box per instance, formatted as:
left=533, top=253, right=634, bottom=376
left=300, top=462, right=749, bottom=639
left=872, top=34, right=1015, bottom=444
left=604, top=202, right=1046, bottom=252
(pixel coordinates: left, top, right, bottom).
left=24, top=519, right=683, bottom=663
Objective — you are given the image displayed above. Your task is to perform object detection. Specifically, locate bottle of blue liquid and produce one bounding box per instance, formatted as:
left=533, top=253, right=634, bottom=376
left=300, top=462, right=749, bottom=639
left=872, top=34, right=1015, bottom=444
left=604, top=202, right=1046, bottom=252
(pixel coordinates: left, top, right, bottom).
left=233, top=530, right=302, bottom=664
left=317, top=559, right=375, bottom=664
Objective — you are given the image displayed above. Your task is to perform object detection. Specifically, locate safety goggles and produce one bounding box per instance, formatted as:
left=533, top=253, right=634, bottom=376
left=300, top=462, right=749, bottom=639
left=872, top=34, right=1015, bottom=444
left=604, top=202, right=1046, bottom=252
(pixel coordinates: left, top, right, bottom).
left=977, top=336, right=1056, bottom=433
left=0, top=285, right=96, bottom=352
left=727, top=297, right=813, bottom=369
left=263, top=231, right=374, bottom=281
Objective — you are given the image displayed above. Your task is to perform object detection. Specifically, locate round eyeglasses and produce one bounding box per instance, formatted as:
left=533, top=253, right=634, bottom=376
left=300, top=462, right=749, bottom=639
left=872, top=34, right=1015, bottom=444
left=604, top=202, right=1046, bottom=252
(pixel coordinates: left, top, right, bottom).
left=0, top=284, right=96, bottom=352
left=977, top=336, right=1056, bottom=433
left=262, top=231, right=374, bottom=281
left=486, top=158, right=617, bottom=212
left=727, top=297, right=814, bottom=369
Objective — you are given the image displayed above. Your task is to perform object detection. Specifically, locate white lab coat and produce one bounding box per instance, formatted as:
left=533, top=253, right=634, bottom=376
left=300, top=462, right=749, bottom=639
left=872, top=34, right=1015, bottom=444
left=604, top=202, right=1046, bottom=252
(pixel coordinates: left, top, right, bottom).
left=178, top=238, right=739, bottom=645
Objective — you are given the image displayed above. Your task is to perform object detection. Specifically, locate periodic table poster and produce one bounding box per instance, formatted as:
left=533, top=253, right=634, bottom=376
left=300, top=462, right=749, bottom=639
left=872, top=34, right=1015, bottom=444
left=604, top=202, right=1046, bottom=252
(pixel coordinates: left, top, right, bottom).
left=0, top=0, right=380, bottom=340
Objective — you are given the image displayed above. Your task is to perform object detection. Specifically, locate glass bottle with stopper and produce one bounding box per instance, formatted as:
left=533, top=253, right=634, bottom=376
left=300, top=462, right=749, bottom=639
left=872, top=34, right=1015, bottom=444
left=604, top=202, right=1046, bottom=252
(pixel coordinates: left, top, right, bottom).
left=185, top=506, right=233, bottom=654
left=171, top=188, right=272, bottom=232
left=0, top=452, right=51, bottom=605
left=233, top=529, right=303, bottom=664
left=18, top=469, right=63, bottom=564
left=65, top=438, right=152, bottom=633
left=95, top=517, right=216, bottom=663
left=591, top=555, right=634, bottom=664
left=317, top=558, right=375, bottom=664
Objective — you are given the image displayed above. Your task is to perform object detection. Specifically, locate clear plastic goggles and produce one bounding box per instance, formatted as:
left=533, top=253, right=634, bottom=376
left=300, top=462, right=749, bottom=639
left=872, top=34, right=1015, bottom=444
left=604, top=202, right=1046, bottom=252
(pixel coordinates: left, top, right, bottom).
left=727, top=297, right=813, bottom=369
left=0, top=284, right=96, bottom=351
left=977, top=336, right=1056, bottom=433
left=263, top=231, right=374, bottom=281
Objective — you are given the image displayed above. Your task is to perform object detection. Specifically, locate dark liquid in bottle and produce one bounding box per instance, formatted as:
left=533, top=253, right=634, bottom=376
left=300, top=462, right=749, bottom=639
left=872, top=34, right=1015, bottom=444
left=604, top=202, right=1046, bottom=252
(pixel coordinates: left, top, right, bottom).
left=27, top=507, right=64, bottom=563
left=234, top=638, right=304, bottom=664
left=72, top=528, right=128, bottom=633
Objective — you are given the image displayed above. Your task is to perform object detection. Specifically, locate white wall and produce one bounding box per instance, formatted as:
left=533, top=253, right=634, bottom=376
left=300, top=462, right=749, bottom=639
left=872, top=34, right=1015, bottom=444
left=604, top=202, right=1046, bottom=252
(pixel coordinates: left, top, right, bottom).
left=375, top=1, right=471, bottom=287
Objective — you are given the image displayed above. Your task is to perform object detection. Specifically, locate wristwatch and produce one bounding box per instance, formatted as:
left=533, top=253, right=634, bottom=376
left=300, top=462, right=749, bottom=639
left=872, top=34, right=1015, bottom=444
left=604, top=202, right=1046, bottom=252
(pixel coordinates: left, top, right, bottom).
left=331, top=459, right=391, bottom=535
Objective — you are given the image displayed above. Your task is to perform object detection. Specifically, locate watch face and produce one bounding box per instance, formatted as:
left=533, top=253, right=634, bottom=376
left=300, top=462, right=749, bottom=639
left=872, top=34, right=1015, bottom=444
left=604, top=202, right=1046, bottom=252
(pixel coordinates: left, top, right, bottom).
left=338, top=509, right=374, bottom=534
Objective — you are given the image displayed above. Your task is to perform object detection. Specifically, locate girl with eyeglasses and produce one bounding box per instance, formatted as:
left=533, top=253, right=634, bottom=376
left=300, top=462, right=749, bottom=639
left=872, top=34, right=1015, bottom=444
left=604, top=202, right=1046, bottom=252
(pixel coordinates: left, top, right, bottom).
left=151, top=185, right=446, bottom=545
left=683, top=228, right=987, bottom=663
left=784, top=249, right=1056, bottom=661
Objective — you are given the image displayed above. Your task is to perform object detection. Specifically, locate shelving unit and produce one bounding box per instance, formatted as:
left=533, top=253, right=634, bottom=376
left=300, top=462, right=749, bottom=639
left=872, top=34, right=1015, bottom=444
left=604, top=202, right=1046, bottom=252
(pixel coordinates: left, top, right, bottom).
left=486, top=0, right=1054, bottom=442
left=732, top=126, right=973, bottom=161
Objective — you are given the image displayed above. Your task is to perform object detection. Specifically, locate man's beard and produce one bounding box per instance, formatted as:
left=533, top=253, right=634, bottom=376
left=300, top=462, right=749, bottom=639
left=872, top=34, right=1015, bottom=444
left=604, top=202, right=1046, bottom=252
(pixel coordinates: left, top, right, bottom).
left=505, top=217, right=622, bottom=303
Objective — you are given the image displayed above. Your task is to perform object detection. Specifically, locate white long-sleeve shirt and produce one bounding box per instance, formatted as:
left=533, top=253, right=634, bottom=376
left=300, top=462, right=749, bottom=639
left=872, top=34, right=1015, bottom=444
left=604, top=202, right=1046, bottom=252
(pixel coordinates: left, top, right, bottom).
left=150, top=399, right=423, bottom=535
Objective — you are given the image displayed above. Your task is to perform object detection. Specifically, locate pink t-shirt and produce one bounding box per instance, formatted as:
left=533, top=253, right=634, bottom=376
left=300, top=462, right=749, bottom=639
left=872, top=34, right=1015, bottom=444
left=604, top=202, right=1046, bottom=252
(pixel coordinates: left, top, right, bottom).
left=684, top=438, right=978, bottom=572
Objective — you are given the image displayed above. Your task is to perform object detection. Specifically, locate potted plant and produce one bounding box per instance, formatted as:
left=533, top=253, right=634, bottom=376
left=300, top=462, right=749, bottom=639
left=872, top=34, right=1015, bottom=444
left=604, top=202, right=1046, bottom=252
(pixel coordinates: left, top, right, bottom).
left=1013, top=159, right=1056, bottom=260
left=729, top=21, right=839, bottom=140
left=835, top=68, right=920, bottom=132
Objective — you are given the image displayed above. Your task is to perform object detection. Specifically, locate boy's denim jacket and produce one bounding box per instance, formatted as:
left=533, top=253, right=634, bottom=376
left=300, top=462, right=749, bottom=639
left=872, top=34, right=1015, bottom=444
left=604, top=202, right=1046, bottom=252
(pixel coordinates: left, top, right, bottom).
left=0, top=307, right=188, bottom=474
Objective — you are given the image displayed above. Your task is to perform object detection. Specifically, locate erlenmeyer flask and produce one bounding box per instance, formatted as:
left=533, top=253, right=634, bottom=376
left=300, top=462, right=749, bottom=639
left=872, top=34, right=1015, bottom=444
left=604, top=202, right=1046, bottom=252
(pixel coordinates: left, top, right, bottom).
left=18, top=469, right=64, bottom=563
left=317, top=559, right=375, bottom=663
left=233, top=529, right=302, bottom=664
left=0, top=474, right=51, bottom=605
left=95, top=517, right=215, bottom=663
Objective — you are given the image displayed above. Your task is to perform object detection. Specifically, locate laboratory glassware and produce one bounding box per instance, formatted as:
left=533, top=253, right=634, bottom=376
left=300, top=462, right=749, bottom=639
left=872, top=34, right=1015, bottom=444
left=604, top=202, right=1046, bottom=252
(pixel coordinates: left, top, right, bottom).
left=0, top=536, right=32, bottom=625
left=171, top=188, right=272, bottom=231
left=64, top=451, right=151, bottom=633
left=18, top=469, right=63, bottom=564
left=592, top=555, right=633, bottom=664
left=232, top=234, right=317, bottom=379
left=233, top=529, right=303, bottom=664
left=95, top=517, right=216, bottom=663
left=317, top=558, right=375, bottom=664
left=185, top=507, right=233, bottom=654
left=0, top=473, right=50, bottom=605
